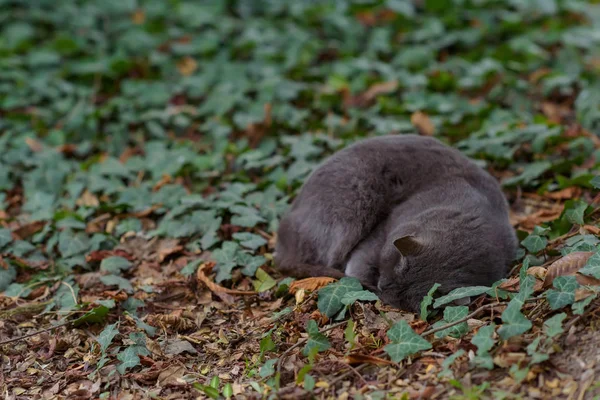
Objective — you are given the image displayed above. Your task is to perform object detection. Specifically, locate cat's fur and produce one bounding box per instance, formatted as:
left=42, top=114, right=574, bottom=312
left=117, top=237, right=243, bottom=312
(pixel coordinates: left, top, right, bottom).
left=274, top=134, right=517, bottom=312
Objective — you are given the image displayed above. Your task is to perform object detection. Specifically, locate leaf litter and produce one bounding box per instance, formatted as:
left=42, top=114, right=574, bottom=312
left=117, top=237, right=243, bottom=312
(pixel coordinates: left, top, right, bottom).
left=1, top=1, right=600, bottom=399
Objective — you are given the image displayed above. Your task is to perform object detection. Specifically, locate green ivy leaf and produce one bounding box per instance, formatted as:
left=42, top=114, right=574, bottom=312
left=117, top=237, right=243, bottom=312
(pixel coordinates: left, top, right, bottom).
left=572, top=293, right=596, bottom=315
left=259, top=358, right=278, bottom=378
left=438, top=349, right=465, bottom=379
left=564, top=200, right=588, bottom=225
left=73, top=305, right=109, bottom=326
left=303, top=320, right=331, bottom=356
left=317, top=277, right=363, bottom=317
left=97, top=322, right=119, bottom=353
left=432, top=306, right=469, bottom=338
left=384, top=320, right=432, bottom=362
left=498, top=275, right=535, bottom=340
left=58, top=229, right=91, bottom=258
left=579, top=251, right=600, bottom=279
left=340, top=290, right=379, bottom=306
left=546, top=276, right=578, bottom=310
left=543, top=312, right=566, bottom=338
left=232, top=232, right=267, bottom=250
left=0, top=228, right=13, bottom=249
left=100, top=275, right=134, bottom=293
left=590, top=176, right=600, bottom=189
left=420, top=282, right=440, bottom=321
left=521, top=234, right=547, bottom=253
left=100, top=256, right=132, bottom=273
left=213, top=241, right=240, bottom=282
left=471, top=324, right=496, bottom=370
left=433, top=285, right=490, bottom=308
left=253, top=268, right=277, bottom=292
left=0, top=264, right=17, bottom=292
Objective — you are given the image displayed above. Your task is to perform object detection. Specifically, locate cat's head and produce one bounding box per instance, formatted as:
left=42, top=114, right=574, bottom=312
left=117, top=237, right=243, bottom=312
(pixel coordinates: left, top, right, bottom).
left=376, top=222, right=516, bottom=313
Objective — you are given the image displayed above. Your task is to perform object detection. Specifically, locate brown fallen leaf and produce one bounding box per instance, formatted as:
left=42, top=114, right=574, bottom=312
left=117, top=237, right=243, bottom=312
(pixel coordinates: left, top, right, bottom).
left=344, top=80, right=398, bottom=108
left=410, top=111, right=435, bottom=136
left=76, top=189, right=100, bottom=208
left=177, top=56, right=197, bottom=76
left=544, top=186, right=581, bottom=200
left=543, top=251, right=594, bottom=288
left=157, top=365, right=187, bottom=386
left=86, top=249, right=135, bottom=263
left=288, top=277, right=337, bottom=294
left=196, top=262, right=258, bottom=296
left=131, top=9, right=145, bottom=24
left=157, top=239, right=183, bottom=263
left=583, top=225, right=600, bottom=235
left=345, top=353, right=396, bottom=366
left=576, top=274, right=600, bottom=287
left=12, top=221, right=45, bottom=240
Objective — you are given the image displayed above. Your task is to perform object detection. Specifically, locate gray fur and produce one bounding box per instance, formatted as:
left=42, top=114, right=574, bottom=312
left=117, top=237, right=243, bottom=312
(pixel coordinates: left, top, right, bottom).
left=275, top=134, right=517, bottom=312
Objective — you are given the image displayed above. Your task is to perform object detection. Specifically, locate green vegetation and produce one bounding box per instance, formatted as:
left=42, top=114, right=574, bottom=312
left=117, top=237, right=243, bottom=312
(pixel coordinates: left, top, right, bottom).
left=1, top=0, right=600, bottom=398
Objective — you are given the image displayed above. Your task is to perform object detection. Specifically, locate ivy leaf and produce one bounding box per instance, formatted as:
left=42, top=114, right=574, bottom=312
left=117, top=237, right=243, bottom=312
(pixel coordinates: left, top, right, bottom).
left=438, top=349, right=465, bottom=379
left=229, top=205, right=266, bottom=228
left=317, top=277, right=363, bottom=318
left=97, top=322, right=119, bottom=353
left=213, top=241, right=240, bottom=282
left=526, top=337, right=549, bottom=365
left=232, top=232, right=267, bottom=250
left=579, top=251, right=600, bottom=279
left=432, top=306, right=469, bottom=338
left=0, top=264, right=17, bottom=292
left=471, top=324, right=496, bottom=370
left=498, top=307, right=532, bottom=341
left=259, top=359, right=278, bottom=378
left=572, top=293, right=596, bottom=315
left=546, top=276, right=578, bottom=310
left=564, top=200, right=588, bottom=225
left=590, top=176, right=600, bottom=189
left=100, top=275, right=134, bottom=293
left=303, top=320, right=331, bottom=356
left=384, top=320, right=432, bottom=362
left=543, top=312, right=566, bottom=338
left=521, top=234, right=547, bottom=253
left=340, top=290, right=379, bottom=306
left=100, top=256, right=132, bottom=274
left=0, top=228, right=13, bottom=249
left=58, top=229, right=91, bottom=258
left=498, top=275, right=535, bottom=340
left=73, top=305, right=109, bottom=326
left=420, top=282, right=440, bottom=321
left=253, top=268, right=277, bottom=292
left=433, top=285, right=490, bottom=308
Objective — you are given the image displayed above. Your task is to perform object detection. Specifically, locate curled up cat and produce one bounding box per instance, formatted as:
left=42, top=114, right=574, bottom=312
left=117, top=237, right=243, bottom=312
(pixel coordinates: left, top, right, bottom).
left=274, top=134, right=517, bottom=313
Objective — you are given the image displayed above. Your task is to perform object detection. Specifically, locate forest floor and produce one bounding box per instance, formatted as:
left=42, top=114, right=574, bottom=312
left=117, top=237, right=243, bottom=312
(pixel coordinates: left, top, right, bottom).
left=2, top=1, right=600, bottom=399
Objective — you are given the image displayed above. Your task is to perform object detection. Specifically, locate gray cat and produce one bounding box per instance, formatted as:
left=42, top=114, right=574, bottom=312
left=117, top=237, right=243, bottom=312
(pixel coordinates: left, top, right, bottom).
left=275, top=134, right=517, bottom=312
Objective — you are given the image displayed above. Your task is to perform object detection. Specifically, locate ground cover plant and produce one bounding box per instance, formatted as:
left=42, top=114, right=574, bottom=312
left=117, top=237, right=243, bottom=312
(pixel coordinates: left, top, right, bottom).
left=1, top=0, right=600, bottom=398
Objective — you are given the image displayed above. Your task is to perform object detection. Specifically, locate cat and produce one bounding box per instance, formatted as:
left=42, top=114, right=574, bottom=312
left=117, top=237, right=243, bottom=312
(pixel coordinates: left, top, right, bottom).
left=274, top=134, right=517, bottom=312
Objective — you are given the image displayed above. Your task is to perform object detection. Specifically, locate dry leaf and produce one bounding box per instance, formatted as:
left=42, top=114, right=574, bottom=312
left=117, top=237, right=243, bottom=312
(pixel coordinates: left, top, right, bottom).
left=132, top=9, right=145, bottom=24
left=344, top=80, right=398, bottom=108
left=493, top=352, right=526, bottom=368
left=25, top=137, right=43, bottom=152
left=576, top=274, right=600, bottom=287
left=288, top=277, right=337, bottom=294
left=157, top=365, right=186, bottom=386
left=196, top=263, right=257, bottom=296
left=77, top=190, right=100, bottom=207
left=545, top=186, right=581, bottom=200
left=583, top=225, right=600, bottom=235
left=177, top=56, right=197, bottom=76
left=13, top=221, right=45, bottom=240
left=345, top=354, right=396, bottom=366
left=526, top=266, right=547, bottom=280
left=157, top=239, right=183, bottom=263
left=575, top=288, right=597, bottom=301
left=543, top=252, right=594, bottom=288
left=410, top=111, right=435, bottom=136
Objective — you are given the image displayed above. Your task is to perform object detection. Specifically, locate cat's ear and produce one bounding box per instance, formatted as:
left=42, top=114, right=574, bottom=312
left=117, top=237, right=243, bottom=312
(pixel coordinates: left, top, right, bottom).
left=393, top=235, right=423, bottom=255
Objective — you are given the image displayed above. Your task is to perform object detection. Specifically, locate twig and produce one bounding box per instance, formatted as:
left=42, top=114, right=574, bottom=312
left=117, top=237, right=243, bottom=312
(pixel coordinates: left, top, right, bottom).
left=0, top=320, right=70, bottom=345
left=276, top=320, right=349, bottom=376
left=421, top=302, right=502, bottom=337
